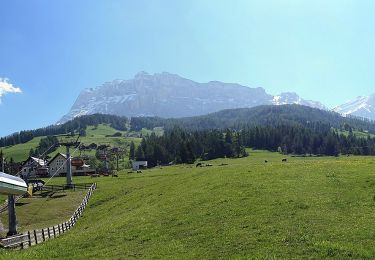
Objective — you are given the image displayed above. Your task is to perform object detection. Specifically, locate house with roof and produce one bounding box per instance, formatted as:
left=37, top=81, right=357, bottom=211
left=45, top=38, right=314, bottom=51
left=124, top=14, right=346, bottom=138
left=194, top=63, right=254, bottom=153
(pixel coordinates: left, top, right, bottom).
left=132, top=161, right=148, bottom=171
left=48, top=153, right=95, bottom=177
left=21, top=157, right=48, bottom=178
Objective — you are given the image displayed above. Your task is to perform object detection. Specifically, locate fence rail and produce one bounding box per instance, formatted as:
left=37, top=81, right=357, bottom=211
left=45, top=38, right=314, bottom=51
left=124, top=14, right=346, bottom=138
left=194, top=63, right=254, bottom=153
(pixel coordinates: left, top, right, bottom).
left=0, top=183, right=97, bottom=249
left=41, top=183, right=94, bottom=192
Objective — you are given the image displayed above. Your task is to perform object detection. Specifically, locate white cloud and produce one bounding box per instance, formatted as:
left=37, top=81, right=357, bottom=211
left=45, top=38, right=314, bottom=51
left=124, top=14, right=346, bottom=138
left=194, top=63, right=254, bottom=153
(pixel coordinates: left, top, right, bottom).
left=0, top=78, right=22, bottom=103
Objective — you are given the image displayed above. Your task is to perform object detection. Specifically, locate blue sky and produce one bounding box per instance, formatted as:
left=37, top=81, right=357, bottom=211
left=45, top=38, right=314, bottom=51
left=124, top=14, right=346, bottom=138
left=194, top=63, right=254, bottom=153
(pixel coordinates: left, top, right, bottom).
left=1, top=0, right=375, bottom=136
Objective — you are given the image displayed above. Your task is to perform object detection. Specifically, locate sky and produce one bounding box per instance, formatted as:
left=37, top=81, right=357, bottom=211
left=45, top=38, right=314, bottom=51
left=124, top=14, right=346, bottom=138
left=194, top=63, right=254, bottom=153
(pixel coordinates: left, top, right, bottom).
left=1, top=0, right=375, bottom=136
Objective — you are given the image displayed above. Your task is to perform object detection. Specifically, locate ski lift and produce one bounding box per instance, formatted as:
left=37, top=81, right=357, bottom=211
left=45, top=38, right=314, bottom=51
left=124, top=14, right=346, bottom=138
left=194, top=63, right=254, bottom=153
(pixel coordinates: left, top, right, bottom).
left=0, top=172, right=27, bottom=195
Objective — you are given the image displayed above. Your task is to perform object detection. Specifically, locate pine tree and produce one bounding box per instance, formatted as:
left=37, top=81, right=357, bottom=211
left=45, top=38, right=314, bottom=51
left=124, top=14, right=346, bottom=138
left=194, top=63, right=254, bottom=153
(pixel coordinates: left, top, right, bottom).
left=129, top=141, right=135, bottom=160
left=135, top=145, right=145, bottom=161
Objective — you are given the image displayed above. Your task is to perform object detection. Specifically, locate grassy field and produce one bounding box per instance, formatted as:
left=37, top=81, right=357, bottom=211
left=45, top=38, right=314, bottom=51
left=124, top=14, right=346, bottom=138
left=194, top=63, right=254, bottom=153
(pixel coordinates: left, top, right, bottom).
left=0, top=189, right=87, bottom=237
left=1, top=124, right=142, bottom=163
left=1, top=150, right=375, bottom=258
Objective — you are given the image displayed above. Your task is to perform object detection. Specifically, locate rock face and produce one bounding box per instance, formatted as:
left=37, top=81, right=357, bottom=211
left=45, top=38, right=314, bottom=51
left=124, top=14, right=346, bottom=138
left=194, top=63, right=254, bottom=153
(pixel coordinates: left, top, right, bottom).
left=58, top=72, right=326, bottom=123
left=333, top=94, right=375, bottom=121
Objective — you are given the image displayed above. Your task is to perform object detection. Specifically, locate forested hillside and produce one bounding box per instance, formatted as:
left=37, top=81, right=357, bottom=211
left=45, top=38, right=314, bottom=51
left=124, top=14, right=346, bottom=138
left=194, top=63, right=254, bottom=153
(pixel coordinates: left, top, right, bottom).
left=3, top=105, right=375, bottom=167
left=130, top=105, right=375, bottom=132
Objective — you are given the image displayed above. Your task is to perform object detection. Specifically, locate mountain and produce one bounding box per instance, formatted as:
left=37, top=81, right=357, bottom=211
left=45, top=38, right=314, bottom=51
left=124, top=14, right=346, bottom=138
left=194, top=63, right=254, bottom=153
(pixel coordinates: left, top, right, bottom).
left=58, top=72, right=325, bottom=124
left=333, top=94, right=375, bottom=121
left=273, top=92, right=327, bottom=110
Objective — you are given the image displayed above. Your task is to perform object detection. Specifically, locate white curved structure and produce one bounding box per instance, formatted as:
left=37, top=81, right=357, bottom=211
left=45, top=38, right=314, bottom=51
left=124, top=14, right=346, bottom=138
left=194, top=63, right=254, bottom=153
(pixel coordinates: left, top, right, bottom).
left=0, top=172, right=27, bottom=195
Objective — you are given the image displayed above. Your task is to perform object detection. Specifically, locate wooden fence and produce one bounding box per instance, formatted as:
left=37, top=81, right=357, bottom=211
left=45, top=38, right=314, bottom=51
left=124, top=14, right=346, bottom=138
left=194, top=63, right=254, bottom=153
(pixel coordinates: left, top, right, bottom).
left=41, top=183, right=94, bottom=192
left=0, top=183, right=97, bottom=249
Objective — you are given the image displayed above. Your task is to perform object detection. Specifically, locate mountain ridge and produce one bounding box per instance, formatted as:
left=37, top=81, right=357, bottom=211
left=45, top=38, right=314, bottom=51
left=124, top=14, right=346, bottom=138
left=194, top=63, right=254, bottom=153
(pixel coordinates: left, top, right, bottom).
left=334, top=94, right=375, bottom=120
left=58, top=72, right=327, bottom=124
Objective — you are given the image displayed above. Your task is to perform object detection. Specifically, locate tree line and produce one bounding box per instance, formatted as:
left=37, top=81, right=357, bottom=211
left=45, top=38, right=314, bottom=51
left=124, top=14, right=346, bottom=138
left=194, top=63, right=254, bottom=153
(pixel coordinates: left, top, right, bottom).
left=29, top=136, right=59, bottom=158
left=239, top=124, right=375, bottom=156
left=128, top=123, right=375, bottom=167
left=130, top=105, right=375, bottom=133
left=128, top=128, right=248, bottom=167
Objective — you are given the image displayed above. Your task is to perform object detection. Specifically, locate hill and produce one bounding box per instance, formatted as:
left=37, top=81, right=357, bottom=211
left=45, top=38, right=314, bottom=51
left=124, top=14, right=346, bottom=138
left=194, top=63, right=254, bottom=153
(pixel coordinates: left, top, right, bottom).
left=2, top=151, right=375, bottom=258
left=0, top=114, right=129, bottom=149
left=1, top=124, right=141, bottom=163
left=3, top=104, right=375, bottom=163
left=131, top=104, right=375, bottom=133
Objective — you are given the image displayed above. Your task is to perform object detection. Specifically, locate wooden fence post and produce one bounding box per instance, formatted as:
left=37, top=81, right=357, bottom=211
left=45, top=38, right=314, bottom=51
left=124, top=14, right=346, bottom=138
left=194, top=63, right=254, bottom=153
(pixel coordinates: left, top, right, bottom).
left=53, top=226, right=56, bottom=237
left=28, top=231, right=31, bottom=247
left=42, top=229, right=45, bottom=241
left=34, top=230, right=38, bottom=244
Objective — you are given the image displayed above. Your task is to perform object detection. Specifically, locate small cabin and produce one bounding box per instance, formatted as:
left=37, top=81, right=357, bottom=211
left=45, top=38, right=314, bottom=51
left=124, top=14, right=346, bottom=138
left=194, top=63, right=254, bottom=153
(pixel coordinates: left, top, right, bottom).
left=132, top=161, right=148, bottom=171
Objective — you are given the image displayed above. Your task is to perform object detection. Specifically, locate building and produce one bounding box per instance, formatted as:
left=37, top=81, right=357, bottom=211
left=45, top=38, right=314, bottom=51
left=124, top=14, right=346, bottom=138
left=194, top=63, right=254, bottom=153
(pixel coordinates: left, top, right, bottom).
left=132, top=161, right=148, bottom=171
left=21, top=157, right=48, bottom=178
left=48, top=153, right=95, bottom=177
left=47, top=153, right=68, bottom=177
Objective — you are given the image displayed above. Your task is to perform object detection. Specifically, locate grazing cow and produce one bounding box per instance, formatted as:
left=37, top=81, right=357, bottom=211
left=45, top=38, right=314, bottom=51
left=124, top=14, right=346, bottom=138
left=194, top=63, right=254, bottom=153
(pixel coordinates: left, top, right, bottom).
left=196, top=163, right=202, bottom=167
left=265, top=160, right=268, bottom=163
left=282, top=158, right=287, bottom=162
left=137, top=170, right=142, bottom=173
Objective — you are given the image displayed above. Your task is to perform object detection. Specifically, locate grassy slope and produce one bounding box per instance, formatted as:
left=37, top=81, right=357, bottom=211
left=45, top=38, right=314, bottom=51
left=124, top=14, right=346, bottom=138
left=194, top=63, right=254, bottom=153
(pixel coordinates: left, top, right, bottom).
left=337, top=129, right=375, bottom=138
left=1, top=124, right=141, bottom=163
left=0, top=190, right=87, bottom=237
left=1, top=150, right=375, bottom=258
left=1, top=137, right=43, bottom=162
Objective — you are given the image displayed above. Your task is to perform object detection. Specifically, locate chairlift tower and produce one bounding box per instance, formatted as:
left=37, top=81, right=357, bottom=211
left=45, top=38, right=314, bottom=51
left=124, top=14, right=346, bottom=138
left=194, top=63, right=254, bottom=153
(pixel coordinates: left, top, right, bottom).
left=98, top=144, right=111, bottom=172
left=1, top=157, right=16, bottom=236
left=0, top=157, right=16, bottom=236
left=111, top=147, right=125, bottom=171
left=58, top=135, right=80, bottom=187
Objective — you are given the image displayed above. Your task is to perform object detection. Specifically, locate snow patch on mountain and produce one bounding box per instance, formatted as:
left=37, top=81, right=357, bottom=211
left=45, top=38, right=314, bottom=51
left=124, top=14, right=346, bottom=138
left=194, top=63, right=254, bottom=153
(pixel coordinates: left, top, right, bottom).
left=333, top=94, right=375, bottom=120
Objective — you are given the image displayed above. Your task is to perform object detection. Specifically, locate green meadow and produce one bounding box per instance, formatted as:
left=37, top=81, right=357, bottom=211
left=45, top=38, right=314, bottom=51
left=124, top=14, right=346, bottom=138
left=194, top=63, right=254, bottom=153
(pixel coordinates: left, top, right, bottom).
left=1, top=150, right=375, bottom=259
left=0, top=189, right=86, bottom=237
left=1, top=124, right=142, bottom=163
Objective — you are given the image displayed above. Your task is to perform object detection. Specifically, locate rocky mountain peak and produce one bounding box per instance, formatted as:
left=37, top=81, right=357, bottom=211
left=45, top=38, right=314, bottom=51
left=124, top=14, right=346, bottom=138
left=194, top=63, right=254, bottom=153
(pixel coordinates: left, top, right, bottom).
left=57, top=72, right=327, bottom=124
